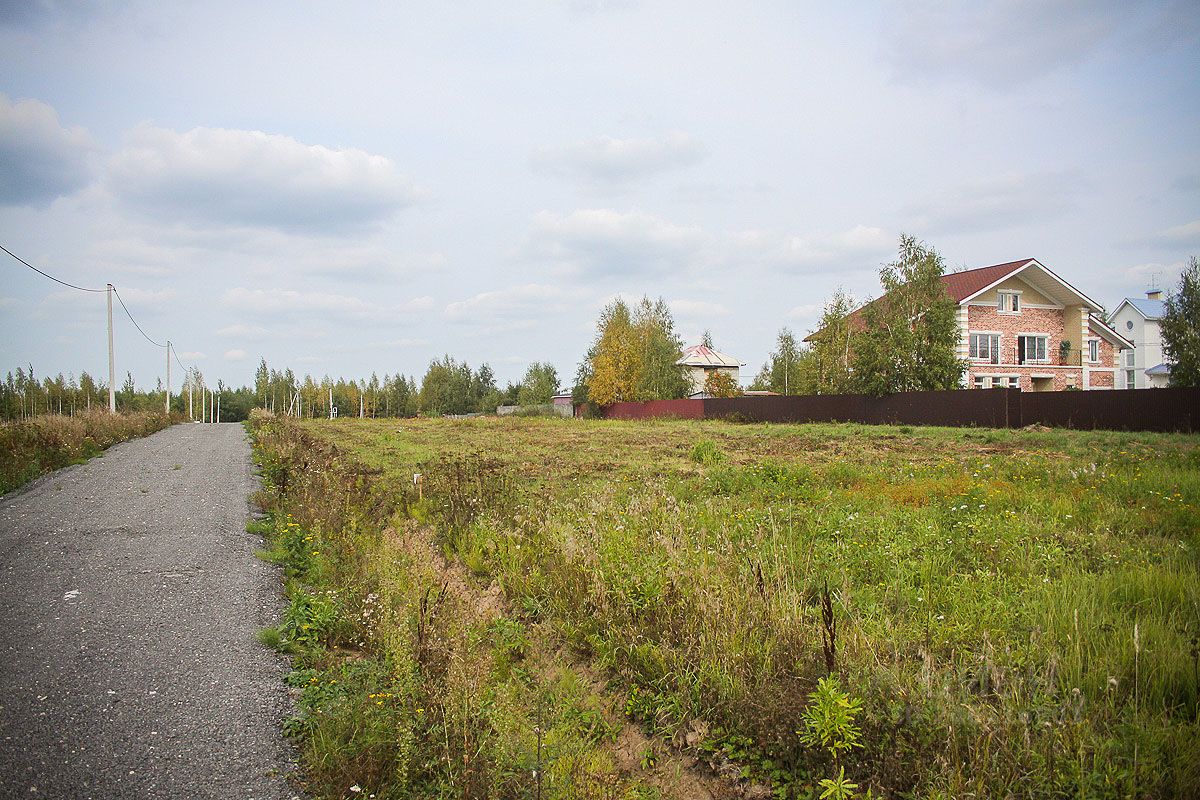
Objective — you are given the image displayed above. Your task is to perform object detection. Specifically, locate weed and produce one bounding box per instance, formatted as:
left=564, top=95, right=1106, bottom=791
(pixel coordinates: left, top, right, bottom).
left=690, top=438, right=724, bottom=465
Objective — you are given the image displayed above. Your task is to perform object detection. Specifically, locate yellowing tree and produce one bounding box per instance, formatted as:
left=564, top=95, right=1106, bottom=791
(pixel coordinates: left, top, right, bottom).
left=703, top=369, right=741, bottom=397
left=581, top=297, right=688, bottom=405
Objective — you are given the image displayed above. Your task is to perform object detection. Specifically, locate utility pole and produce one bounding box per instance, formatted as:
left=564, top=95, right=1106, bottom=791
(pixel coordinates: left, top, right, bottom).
left=216, top=392, right=220, bottom=423
left=188, top=370, right=193, bottom=420
left=328, top=387, right=334, bottom=420
left=106, top=284, right=116, bottom=412
left=165, top=341, right=171, bottom=414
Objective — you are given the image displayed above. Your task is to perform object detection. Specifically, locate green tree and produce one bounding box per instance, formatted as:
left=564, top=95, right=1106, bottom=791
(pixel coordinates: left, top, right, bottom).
left=851, top=235, right=964, bottom=395
left=517, top=362, right=559, bottom=406
left=1162, top=255, right=1200, bottom=387
left=808, top=291, right=858, bottom=394
left=631, top=297, right=689, bottom=401
left=752, top=327, right=811, bottom=395
left=254, top=358, right=269, bottom=409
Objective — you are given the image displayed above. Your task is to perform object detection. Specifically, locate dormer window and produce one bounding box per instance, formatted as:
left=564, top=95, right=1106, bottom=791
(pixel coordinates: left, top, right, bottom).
left=997, top=291, right=1021, bottom=314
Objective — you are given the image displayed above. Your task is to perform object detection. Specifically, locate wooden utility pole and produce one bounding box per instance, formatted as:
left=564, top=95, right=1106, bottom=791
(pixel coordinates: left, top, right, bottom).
left=106, top=284, right=116, bottom=412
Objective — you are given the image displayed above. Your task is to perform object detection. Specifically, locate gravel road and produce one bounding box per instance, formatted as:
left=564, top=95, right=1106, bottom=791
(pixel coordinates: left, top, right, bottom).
left=0, top=422, right=298, bottom=800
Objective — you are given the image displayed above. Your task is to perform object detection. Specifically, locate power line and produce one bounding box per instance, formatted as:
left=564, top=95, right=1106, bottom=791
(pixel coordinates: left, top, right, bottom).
left=112, top=286, right=167, bottom=349
left=0, top=242, right=106, bottom=293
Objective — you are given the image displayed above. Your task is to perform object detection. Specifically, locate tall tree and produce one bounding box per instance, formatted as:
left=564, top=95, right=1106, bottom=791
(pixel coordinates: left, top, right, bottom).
left=517, top=362, right=559, bottom=406
left=851, top=235, right=964, bottom=395
left=753, top=327, right=810, bottom=395
left=631, top=297, right=689, bottom=401
left=808, top=290, right=858, bottom=394
left=1161, top=255, right=1200, bottom=387
left=586, top=299, right=639, bottom=405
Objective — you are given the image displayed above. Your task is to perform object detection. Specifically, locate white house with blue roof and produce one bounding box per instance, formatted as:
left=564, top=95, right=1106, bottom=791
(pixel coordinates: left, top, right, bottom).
left=1107, top=289, right=1172, bottom=388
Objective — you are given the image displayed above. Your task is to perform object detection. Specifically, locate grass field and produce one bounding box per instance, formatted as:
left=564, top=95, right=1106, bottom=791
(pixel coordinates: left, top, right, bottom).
left=250, top=414, right=1200, bottom=799
left=0, top=411, right=177, bottom=495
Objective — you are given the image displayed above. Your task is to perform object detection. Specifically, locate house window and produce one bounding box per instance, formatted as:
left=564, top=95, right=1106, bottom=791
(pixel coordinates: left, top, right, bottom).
left=1125, top=369, right=1136, bottom=389
left=1018, top=335, right=1047, bottom=364
left=973, top=375, right=1019, bottom=389
left=969, top=333, right=1000, bottom=363
left=1087, top=339, right=1099, bottom=363
left=998, top=291, right=1021, bottom=314
left=1123, top=350, right=1135, bottom=368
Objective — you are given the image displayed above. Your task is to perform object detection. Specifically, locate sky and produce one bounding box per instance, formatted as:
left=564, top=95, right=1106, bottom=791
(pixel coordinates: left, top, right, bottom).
left=1, top=0, right=1198, bottom=391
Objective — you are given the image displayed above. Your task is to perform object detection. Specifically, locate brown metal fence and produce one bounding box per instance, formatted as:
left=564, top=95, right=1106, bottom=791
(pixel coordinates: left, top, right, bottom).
left=583, top=388, right=1198, bottom=432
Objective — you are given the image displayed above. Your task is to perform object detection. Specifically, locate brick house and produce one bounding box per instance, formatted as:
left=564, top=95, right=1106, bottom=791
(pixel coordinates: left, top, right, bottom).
left=951, top=259, right=1131, bottom=391
left=817, top=258, right=1132, bottom=391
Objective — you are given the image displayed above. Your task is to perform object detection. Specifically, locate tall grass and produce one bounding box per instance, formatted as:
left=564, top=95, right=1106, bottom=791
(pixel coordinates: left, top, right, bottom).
left=0, top=410, right=177, bottom=494
left=258, top=415, right=1200, bottom=798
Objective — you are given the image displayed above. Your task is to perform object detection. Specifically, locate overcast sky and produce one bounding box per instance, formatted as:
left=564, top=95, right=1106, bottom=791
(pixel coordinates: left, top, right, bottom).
left=2, top=1, right=1198, bottom=390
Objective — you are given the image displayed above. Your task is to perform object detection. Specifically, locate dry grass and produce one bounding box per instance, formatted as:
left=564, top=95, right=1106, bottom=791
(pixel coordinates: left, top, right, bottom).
left=0, top=411, right=177, bottom=494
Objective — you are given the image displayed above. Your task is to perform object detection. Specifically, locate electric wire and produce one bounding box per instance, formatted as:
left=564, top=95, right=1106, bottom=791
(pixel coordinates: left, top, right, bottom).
left=111, top=286, right=167, bottom=349
left=1, top=242, right=106, bottom=292
left=4, top=239, right=209, bottom=396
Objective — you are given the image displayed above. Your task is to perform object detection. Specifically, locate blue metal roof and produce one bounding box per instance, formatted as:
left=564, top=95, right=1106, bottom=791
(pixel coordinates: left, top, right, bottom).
left=1145, top=362, right=1173, bottom=376
left=1124, top=298, right=1165, bottom=319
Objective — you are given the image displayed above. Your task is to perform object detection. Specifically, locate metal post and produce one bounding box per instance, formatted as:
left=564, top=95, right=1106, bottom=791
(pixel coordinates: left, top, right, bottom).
left=165, top=341, right=171, bottom=414
left=106, top=284, right=116, bottom=412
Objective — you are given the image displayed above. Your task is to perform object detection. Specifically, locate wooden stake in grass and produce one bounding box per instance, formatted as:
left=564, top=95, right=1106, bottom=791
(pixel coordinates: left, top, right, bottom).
left=821, top=578, right=837, bottom=674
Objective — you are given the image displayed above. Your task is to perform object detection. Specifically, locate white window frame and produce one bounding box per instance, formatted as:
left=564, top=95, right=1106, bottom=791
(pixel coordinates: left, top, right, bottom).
left=997, top=290, right=1022, bottom=314
left=1017, top=334, right=1048, bottom=364
left=968, top=331, right=1001, bottom=364
left=972, top=374, right=1020, bottom=389
left=1087, top=338, right=1100, bottom=363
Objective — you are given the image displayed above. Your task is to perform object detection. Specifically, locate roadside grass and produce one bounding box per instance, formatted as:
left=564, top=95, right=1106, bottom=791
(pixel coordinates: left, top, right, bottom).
left=249, top=414, right=668, bottom=799
left=0, top=411, right=178, bottom=494
left=255, top=414, right=1200, bottom=799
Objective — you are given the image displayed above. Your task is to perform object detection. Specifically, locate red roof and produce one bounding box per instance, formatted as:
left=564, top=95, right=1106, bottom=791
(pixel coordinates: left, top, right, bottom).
left=805, top=258, right=1034, bottom=341
left=941, top=259, right=1033, bottom=302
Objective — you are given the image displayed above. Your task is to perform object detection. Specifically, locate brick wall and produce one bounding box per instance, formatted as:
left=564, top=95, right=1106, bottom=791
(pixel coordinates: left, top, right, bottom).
left=965, top=305, right=1083, bottom=390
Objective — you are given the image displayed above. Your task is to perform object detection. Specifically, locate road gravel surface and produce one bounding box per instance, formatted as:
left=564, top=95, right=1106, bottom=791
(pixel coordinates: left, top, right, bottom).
left=0, top=422, right=298, bottom=799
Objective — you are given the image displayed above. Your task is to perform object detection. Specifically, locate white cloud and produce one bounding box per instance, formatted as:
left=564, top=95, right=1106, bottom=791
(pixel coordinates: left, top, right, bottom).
left=1144, top=219, right=1200, bottom=248
left=532, top=132, right=705, bottom=183
left=521, top=209, right=894, bottom=278
left=788, top=303, right=822, bottom=320
left=114, top=287, right=178, bottom=305
left=884, top=1, right=1133, bottom=88
left=221, top=287, right=432, bottom=321
left=106, top=125, right=419, bottom=233
left=177, top=351, right=206, bottom=360
left=669, top=299, right=730, bottom=318
left=445, top=283, right=587, bottom=325
left=764, top=225, right=894, bottom=268
left=905, top=172, right=1080, bottom=235
left=224, top=349, right=248, bottom=360
left=217, top=323, right=270, bottom=337
left=522, top=209, right=708, bottom=275
left=0, top=94, right=97, bottom=206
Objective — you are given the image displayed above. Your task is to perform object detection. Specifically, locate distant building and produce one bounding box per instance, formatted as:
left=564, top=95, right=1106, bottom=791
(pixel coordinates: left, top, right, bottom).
left=1107, top=289, right=1172, bottom=388
left=551, top=393, right=574, bottom=417
left=808, top=258, right=1131, bottom=391
left=676, top=344, right=744, bottom=397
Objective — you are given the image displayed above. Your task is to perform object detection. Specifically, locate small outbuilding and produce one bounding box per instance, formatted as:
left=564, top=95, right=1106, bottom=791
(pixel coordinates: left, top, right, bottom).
left=676, top=344, right=744, bottom=397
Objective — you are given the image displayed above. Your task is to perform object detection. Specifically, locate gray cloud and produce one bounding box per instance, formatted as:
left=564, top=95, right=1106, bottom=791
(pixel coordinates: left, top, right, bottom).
left=532, top=133, right=705, bottom=184
left=0, top=94, right=96, bottom=206
left=884, top=1, right=1134, bottom=88
left=904, top=171, right=1081, bottom=235
left=106, top=125, right=419, bottom=233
